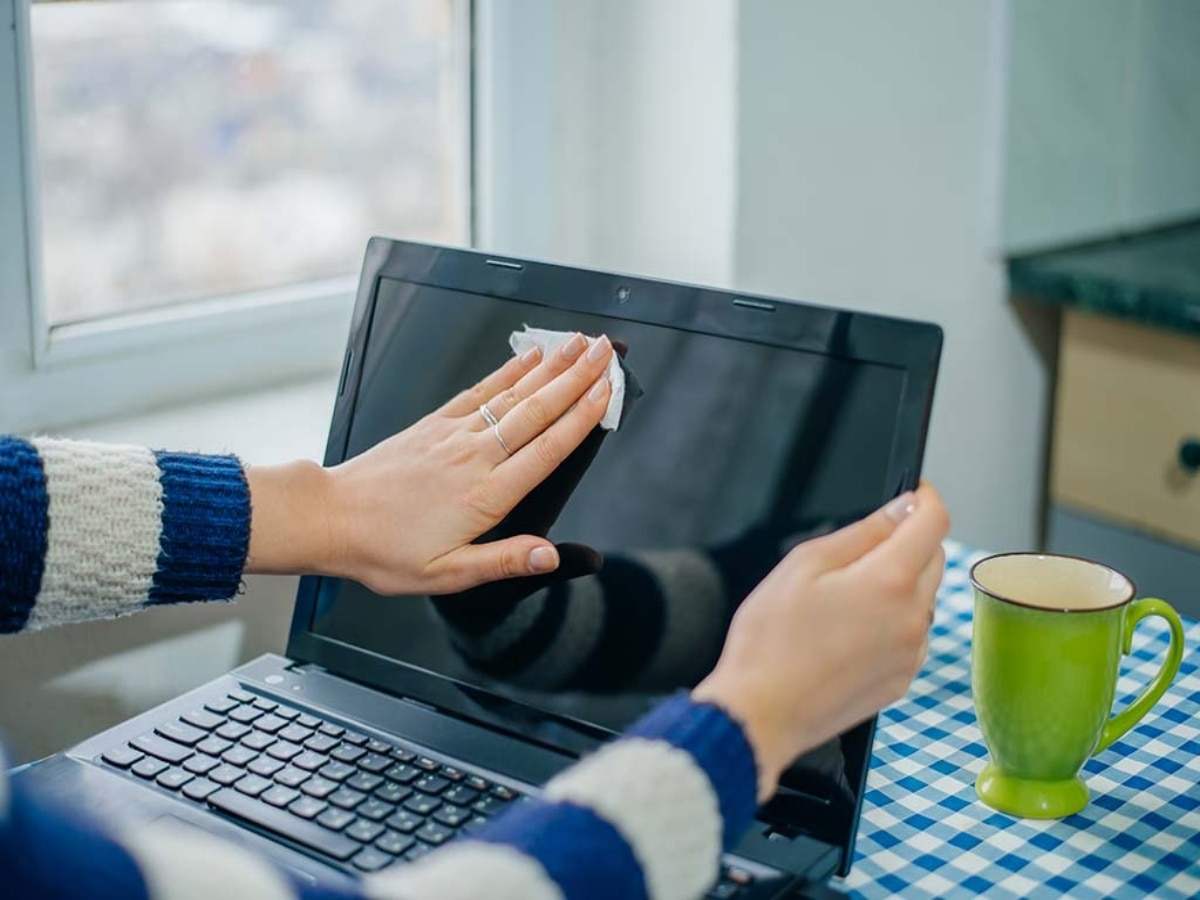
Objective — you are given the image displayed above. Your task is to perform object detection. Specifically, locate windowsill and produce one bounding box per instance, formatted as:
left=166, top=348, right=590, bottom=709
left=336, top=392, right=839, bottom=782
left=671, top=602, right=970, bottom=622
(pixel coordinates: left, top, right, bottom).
left=64, top=375, right=339, bottom=465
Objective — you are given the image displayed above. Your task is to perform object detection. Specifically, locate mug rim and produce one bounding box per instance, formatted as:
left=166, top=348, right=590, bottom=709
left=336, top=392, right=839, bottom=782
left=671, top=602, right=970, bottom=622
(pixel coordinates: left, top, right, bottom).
left=969, top=551, right=1137, bottom=613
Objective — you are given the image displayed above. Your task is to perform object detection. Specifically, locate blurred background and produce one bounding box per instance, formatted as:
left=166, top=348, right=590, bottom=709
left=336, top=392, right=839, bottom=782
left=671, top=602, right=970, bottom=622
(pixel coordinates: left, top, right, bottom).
left=2, top=0, right=1197, bottom=760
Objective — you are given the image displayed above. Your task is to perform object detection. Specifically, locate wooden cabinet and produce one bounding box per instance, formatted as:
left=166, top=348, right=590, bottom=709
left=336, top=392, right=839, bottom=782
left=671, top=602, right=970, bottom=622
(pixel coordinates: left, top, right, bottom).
left=1050, top=309, right=1200, bottom=550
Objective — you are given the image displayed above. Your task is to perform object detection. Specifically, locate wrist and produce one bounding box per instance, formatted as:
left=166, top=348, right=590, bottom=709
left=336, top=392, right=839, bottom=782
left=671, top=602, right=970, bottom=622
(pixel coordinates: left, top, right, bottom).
left=692, top=672, right=798, bottom=803
left=245, top=460, right=340, bottom=576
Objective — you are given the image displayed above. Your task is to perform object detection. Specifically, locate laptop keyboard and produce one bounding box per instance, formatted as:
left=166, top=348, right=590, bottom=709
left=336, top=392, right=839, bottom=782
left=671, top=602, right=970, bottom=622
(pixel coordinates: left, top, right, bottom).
left=96, top=687, right=758, bottom=894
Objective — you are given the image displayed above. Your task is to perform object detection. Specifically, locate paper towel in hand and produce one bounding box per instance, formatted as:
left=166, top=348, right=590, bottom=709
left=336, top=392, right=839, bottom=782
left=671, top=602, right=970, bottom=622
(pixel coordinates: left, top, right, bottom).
left=508, top=326, right=637, bottom=431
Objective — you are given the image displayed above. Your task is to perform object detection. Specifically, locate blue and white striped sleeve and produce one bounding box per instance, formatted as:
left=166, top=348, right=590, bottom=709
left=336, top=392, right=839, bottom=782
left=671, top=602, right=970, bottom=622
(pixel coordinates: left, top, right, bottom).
left=0, top=436, right=250, bottom=634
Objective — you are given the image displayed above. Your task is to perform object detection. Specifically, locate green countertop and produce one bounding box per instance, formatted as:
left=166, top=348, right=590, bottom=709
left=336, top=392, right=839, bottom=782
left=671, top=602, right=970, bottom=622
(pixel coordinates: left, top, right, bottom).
left=1008, top=221, right=1200, bottom=338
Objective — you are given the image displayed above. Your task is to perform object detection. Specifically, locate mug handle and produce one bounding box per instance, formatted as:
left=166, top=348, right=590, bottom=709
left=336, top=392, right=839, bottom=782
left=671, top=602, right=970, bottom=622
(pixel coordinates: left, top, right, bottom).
left=1094, top=598, right=1185, bottom=754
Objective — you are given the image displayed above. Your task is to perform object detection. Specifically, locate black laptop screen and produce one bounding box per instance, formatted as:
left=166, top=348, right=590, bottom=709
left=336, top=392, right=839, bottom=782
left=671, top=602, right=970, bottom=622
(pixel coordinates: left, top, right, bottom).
left=310, top=275, right=908, bottom=843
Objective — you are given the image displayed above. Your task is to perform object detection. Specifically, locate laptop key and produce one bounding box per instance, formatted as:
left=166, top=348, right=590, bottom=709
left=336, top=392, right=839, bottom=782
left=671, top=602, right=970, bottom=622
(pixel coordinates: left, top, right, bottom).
left=279, top=725, right=315, bottom=745
left=296, top=714, right=321, bottom=729
left=222, top=746, right=258, bottom=768
left=262, top=785, right=300, bottom=808
left=319, top=761, right=355, bottom=782
left=215, top=722, right=251, bottom=742
left=391, top=747, right=416, bottom=763
left=273, top=705, right=300, bottom=721
left=472, top=796, right=508, bottom=816
left=183, top=754, right=221, bottom=776
left=439, top=766, right=465, bottom=783
left=366, top=739, right=392, bottom=755
left=351, top=847, right=392, bottom=872
left=415, top=822, right=454, bottom=846
left=346, top=772, right=383, bottom=793
left=384, top=810, right=423, bottom=834
left=318, top=722, right=344, bottom=738
left=181, top=709, right=224, bottom=731
left=204, top=697, right=238, bottom=715
left=132, top=758, right=170, bottom=780
left=208, top=789, right=356, bottom=861
left=252, top=697, right=278, bottom=712
left=414, top=775, right=449, bottom=796
left=209, top=765, right=245, bottom=787
left=491, top=785, right=517, bottom=801
left=229, top=706, right=262, bottom=725
left=341, top=730, right=368, bottom=746
left=228, top=690, right=255, bottom=704
left=374, top=782, right=412, bottom=804
left=155, top=721, right=207, bottom=747
left=415, top=757, right=439, bottom=772
left=383, top=764, right=419, bottom=784
left=358, top=754, right=391, bottom=775
left=274, top=767, right=310, bottom=789
left=464, top=775, right=490, bottom=792
left=101, top=745, right=144, bottom=769
left=461, top=815, right=490, bottom=835
left=346, top=820, right=385, bottom=843
left=197, top=736, right=233, bottom=757
left=301, top=777, right=338, bottom=800
left=266, top=741, right=302, bottom=762
left=293, top=751, right=327, bottom=772
left=329, top=787, right=367, bottom=810
left=288, top=796, right=328, bottom=820
left=253, top=715, right=287, bottom=735
left=248, top=756, right=284, bottom=778
left=156, top=768, right=194, bottom=791
left=331, top=745, right=366, bottom=764
left=433, top=804, right=470, bottom=828
left=356, top=798, right=396, bottom=822
left=131, top=733, right=193, bottom=765
left=306, top=734, right=340, bottom=754
left=234, top=774, right=273, bottom=798
left=443, top=785, right=480, bottom=806
left=724, top=867, right=754, bottom=886
left=403, top=794, right=440, bottom=816
left=316, top=808, right=356, bottom=832
left=182, top=779, right=221, bottom=802
left=242, top=731, right=276, bottom=753
left=375, top=831, right=415, bottom=857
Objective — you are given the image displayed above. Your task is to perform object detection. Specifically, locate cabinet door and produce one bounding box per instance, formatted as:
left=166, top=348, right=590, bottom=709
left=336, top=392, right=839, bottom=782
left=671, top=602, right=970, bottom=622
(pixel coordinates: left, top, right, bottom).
left=1051, top=309, right=1200, bottom=550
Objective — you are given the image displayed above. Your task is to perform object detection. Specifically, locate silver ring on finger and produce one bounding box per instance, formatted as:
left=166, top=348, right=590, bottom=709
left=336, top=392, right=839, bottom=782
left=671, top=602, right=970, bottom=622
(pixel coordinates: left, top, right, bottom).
left=479, top=402, right=500, bottom=428
left=492, top=423, right=514, bottom=457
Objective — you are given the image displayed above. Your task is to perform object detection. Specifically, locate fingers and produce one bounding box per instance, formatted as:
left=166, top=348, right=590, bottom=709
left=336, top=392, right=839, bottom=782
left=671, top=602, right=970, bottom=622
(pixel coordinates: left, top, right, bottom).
left=492, top=336, right=613, bottom=456
left=490, top=375, right=611, bottom=509
left=474, top=333, right=591, bottom=427
left=429, top=536, right=562, bottom=594
left=794, top=490, right=919, bottom=574
left=853, top=484, right=950, bottom=578
left=441, top=347, right=543, bottom=418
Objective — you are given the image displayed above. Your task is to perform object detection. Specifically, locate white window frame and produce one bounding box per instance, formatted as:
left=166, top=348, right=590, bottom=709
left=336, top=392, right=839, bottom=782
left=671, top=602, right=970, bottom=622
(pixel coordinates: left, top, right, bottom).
left=0, top=0, right=473, bottom=435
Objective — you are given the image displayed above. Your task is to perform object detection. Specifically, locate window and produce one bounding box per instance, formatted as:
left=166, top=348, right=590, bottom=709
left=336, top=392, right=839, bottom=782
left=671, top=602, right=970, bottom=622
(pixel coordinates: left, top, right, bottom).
left=32, top=0, right=469, bottom=325
left=0, top=0, right=470, bottom=433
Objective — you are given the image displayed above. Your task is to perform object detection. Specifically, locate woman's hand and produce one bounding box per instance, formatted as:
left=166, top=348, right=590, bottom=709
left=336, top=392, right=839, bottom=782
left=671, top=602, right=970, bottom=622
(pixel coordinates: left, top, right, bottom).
left=244, top=333, right=615, bottom=595
left=692, top=483, right=949, bottom=801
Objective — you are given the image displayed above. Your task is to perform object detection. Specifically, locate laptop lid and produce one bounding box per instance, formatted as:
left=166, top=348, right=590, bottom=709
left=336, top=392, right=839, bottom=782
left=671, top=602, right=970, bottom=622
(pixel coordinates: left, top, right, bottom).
left=287, top=238, right=942, bottom=877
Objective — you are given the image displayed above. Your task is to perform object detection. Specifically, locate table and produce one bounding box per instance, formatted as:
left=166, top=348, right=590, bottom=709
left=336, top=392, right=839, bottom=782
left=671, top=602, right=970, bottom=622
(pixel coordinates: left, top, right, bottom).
left=843, top=542, right=1200, bottom=899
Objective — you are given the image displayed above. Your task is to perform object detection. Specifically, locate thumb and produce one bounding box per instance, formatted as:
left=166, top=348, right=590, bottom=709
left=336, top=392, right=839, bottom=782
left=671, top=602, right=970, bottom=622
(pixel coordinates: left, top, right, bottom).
left=797, top=491, right=918, bottom=574
left=435, top=535, right=566, bottom=593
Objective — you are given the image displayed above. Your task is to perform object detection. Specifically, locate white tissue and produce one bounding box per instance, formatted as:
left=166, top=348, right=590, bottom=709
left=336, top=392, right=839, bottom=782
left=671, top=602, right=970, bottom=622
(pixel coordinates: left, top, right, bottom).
left=508, top=326, right=627, bottom=431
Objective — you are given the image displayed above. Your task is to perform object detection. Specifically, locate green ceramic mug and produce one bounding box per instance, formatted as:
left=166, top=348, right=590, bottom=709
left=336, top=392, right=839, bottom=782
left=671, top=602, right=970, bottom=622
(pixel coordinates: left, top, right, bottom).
left=970, top=552, right=1185, bottom=819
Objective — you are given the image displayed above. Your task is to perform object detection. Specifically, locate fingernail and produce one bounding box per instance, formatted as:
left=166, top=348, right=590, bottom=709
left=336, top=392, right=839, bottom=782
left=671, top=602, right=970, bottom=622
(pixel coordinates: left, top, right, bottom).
left=529, top=546, right=558, bottom=572
left=586, top=335, right=611, bottom=362
left=589, top=377, right=609, bottom=402
left=561, top=333, right=586, bottom=360
left=885, top=492, right=917, bottom=524
left=520, top=346, right=541, bottom=364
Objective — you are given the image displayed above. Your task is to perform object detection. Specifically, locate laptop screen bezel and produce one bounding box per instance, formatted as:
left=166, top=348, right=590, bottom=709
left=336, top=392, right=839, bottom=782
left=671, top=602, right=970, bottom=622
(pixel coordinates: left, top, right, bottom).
left=286, top=238, right=942, bottom=876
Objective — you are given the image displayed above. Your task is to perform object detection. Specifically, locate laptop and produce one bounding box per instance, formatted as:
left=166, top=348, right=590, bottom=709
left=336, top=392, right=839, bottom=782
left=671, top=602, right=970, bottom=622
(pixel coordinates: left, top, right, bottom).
left=15, top=239, right=942, bottom=898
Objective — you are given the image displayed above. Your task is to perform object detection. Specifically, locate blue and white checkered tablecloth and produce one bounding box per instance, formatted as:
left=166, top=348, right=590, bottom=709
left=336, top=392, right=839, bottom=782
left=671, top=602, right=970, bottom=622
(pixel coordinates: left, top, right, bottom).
left=842, top=541, right=1200, bottom=900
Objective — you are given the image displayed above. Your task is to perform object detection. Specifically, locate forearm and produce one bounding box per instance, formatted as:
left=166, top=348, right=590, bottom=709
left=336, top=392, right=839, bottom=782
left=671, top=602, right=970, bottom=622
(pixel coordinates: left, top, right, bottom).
left=0, top=437, right=250, bottom=634
left=243, top=460, right=339, bottom=577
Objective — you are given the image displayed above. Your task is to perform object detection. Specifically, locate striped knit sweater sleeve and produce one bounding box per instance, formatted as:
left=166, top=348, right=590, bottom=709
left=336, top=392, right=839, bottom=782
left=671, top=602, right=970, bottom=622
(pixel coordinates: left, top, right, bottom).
left=0, top=436, right=249, bottom=633
left=0, top=436, right=761, bottom=898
